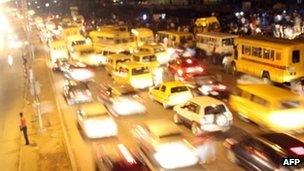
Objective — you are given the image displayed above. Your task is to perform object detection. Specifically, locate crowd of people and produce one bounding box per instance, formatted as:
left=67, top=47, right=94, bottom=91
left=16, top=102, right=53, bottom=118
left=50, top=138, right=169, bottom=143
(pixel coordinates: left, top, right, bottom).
left=227, top=9, right=304, bottom=39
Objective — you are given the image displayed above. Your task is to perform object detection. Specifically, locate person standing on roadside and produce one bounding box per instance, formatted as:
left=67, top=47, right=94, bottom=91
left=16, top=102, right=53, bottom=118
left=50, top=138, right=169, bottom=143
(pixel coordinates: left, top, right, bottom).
left=19, top=112, right=30, bottom=145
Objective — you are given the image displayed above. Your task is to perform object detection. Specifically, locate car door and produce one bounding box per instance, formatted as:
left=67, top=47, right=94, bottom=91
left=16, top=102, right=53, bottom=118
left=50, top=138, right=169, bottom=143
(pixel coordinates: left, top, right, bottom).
left=158, top=85, right=167, bottom=103
left=179, top=102, right=199, bottom=124
left=246, top=94, right=270, bottom=126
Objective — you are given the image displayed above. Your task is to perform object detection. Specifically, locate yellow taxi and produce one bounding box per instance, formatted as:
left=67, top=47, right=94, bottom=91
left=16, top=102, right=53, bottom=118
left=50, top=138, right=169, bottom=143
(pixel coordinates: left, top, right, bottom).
left=113, top=61, right=153, bottom=89
left=149, top=81, right=193, bottom=108
left=139, top=43, right=171, bottom=65
left=105, top=54, right=132, bottom=76
left=229, top=84, right=304, bottom=133
left=132, top=51, right=160, bottom=69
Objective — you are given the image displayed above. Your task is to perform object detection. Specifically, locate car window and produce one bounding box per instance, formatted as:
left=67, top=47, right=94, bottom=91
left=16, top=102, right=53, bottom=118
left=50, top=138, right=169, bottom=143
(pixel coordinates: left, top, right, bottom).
left=160, top=86, right=166, bottom=92
left=170, top=86, right=188, bottom=93
left=280, top=100, right=302, bottom=109
left=251, top=95, right=269, bottom=106
left=185, top=102, right=200, bottom=114
left=204, top=104, right=226, bottom=115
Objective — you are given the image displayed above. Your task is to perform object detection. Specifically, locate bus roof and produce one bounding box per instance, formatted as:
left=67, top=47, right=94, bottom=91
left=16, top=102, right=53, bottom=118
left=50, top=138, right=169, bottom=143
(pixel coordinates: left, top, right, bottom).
left=236, top=36, right=302, bottom=47
left=197, top=32, right=238, bottom=39
left=158, top=30, right=194, bottom=36
left=132, top=28, right=153, bottom=36
left=66, top=35, right=86, bottom=41
left=238, top=84, right=300, bottom=100
left=89, top=30, right=131, bottom=38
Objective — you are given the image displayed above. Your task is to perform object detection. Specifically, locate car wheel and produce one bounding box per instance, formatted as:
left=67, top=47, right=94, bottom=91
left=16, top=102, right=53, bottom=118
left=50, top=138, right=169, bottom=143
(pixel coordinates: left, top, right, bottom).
left=227, top=150, right=238, bottom=164
left=191, top=122, right=202, bottom=136
left=173, top=113, right=182, bottom=124
left=163, top=102, right=169, bottom=109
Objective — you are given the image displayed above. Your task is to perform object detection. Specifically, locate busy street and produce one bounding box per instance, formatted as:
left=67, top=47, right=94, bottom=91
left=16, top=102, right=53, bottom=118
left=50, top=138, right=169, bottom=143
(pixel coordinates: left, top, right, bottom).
left=2, top=0, right=304, bottom=171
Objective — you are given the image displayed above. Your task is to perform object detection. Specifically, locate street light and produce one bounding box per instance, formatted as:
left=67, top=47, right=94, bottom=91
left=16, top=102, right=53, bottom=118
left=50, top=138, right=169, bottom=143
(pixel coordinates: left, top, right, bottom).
left=45, top=3, right=49, bottom=7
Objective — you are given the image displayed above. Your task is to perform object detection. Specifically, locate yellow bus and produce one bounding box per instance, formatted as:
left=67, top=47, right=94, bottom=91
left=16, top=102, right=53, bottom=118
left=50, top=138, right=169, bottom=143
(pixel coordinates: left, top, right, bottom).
left=157, top=31, right=194, bottom=48
left=229, top=84, right=304, bottom=132
left=131, top=28, right=154, bottom=47
left=113, top=61, right=153, bottom=89
left=232, top=36, right=304, bottom=83
left=194, top=16, right=221, bottom=33
left=89, top=28, right=136, bottom=53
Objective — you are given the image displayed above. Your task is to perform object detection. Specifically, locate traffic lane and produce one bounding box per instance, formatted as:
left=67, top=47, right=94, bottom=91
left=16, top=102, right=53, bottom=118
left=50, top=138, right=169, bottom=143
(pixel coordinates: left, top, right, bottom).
left=91, top=67, right=244, bottom=170
left=49, top=71, right=95, bottom=171
left=0, top=48, right=24, bottom=170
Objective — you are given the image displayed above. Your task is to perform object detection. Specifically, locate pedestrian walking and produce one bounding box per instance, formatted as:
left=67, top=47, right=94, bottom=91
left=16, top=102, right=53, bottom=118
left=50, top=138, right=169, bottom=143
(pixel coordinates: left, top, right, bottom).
left=19, top=112, right=30, bottom=145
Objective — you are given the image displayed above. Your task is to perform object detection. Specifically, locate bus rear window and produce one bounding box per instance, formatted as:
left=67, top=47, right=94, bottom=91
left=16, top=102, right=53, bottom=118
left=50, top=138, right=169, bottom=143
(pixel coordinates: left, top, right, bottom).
left=292, top=50, right=300, bottom=63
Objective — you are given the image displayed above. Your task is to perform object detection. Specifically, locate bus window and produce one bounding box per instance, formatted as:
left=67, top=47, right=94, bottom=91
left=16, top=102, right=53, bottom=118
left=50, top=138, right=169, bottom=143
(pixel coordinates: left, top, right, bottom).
left=292, top=50, right=300, bottom=63
left=251, top=95, right=269, bottom=106
left=242, top=45, right=251, bottom=55
left=276, top=52, right=281, bottom=60
left=263, top=49, right=274, bottom=61
left=222, top=38, right=234, bottom=47
left=252, top=47, right=262, bottom=58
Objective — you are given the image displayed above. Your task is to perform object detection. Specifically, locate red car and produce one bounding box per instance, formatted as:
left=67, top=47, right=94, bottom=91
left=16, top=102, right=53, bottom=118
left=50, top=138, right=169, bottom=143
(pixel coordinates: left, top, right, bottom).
left=168, top=57, right=205, bottom=80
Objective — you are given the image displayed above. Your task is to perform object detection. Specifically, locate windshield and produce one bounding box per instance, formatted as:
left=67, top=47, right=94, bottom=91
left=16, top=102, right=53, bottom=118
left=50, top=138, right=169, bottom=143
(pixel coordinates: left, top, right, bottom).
left=142, top=55, right=157, bottom=62
left=204, top=104, right=226, bottom=115
left=222, top=38, right=234, bottom=47
left=131, top=67, right=149, bottom=76
left=280, top=100, right=302, bottom=109
left=154, top=47, right=165, bottom=53
left=116, top=59, right=131, bottom=65
left=171, top=86, right=188, bottom=93
left=80, top=49, right=94, bottom=55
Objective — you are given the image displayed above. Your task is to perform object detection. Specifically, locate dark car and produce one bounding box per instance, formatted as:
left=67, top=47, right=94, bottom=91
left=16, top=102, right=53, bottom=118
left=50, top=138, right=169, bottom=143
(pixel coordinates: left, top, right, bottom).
left=93, top=138, right=148, bottom=171
left=168, top=57, right=205, bottom=81
left=224, top=133, right=304, bottom=171
left=195, top=75, right=229, bottom=99
left=63, top=80, right=93, bottom=105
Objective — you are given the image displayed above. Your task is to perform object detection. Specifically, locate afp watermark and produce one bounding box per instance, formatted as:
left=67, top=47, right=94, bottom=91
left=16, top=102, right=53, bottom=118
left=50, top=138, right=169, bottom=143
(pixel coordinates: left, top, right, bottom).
left=282, top=158, right=302, bottom=166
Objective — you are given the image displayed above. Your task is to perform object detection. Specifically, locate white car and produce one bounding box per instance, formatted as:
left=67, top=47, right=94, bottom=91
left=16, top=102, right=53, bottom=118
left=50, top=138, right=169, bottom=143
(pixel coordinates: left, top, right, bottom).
left=63, top=80, right=93, bottom=105
left=133, top=119, right=202, bottom=171
left=76, top=102, right=118, bottom=139
left=173, top=96, right=233, bottom=135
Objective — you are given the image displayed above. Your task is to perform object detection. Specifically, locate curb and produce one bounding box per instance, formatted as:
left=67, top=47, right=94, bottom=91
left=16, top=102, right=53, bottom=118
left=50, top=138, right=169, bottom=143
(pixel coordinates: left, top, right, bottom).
left=46, top=58, right=78, bottom=171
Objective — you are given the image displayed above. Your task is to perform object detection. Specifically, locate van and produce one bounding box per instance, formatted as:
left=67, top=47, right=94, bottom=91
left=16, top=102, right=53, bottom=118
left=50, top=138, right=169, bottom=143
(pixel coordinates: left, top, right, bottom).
left=139, top=43, right=171, bottom=65
left=196, top=32, right=237, bottom=64
left=105, top=54, right=132, bottom=75
left=131, top=28, right=154, bottom=47
left=157, top=31, right=194, bottom=48
left=113, top=61, right=153, bottom=89
left=229, top=84, right=304, bottom=132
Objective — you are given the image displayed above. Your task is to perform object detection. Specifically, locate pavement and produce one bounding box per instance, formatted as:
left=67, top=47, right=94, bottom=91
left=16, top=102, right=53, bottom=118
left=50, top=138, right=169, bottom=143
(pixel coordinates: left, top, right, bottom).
left=18, top=35, right=71, bottom=170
